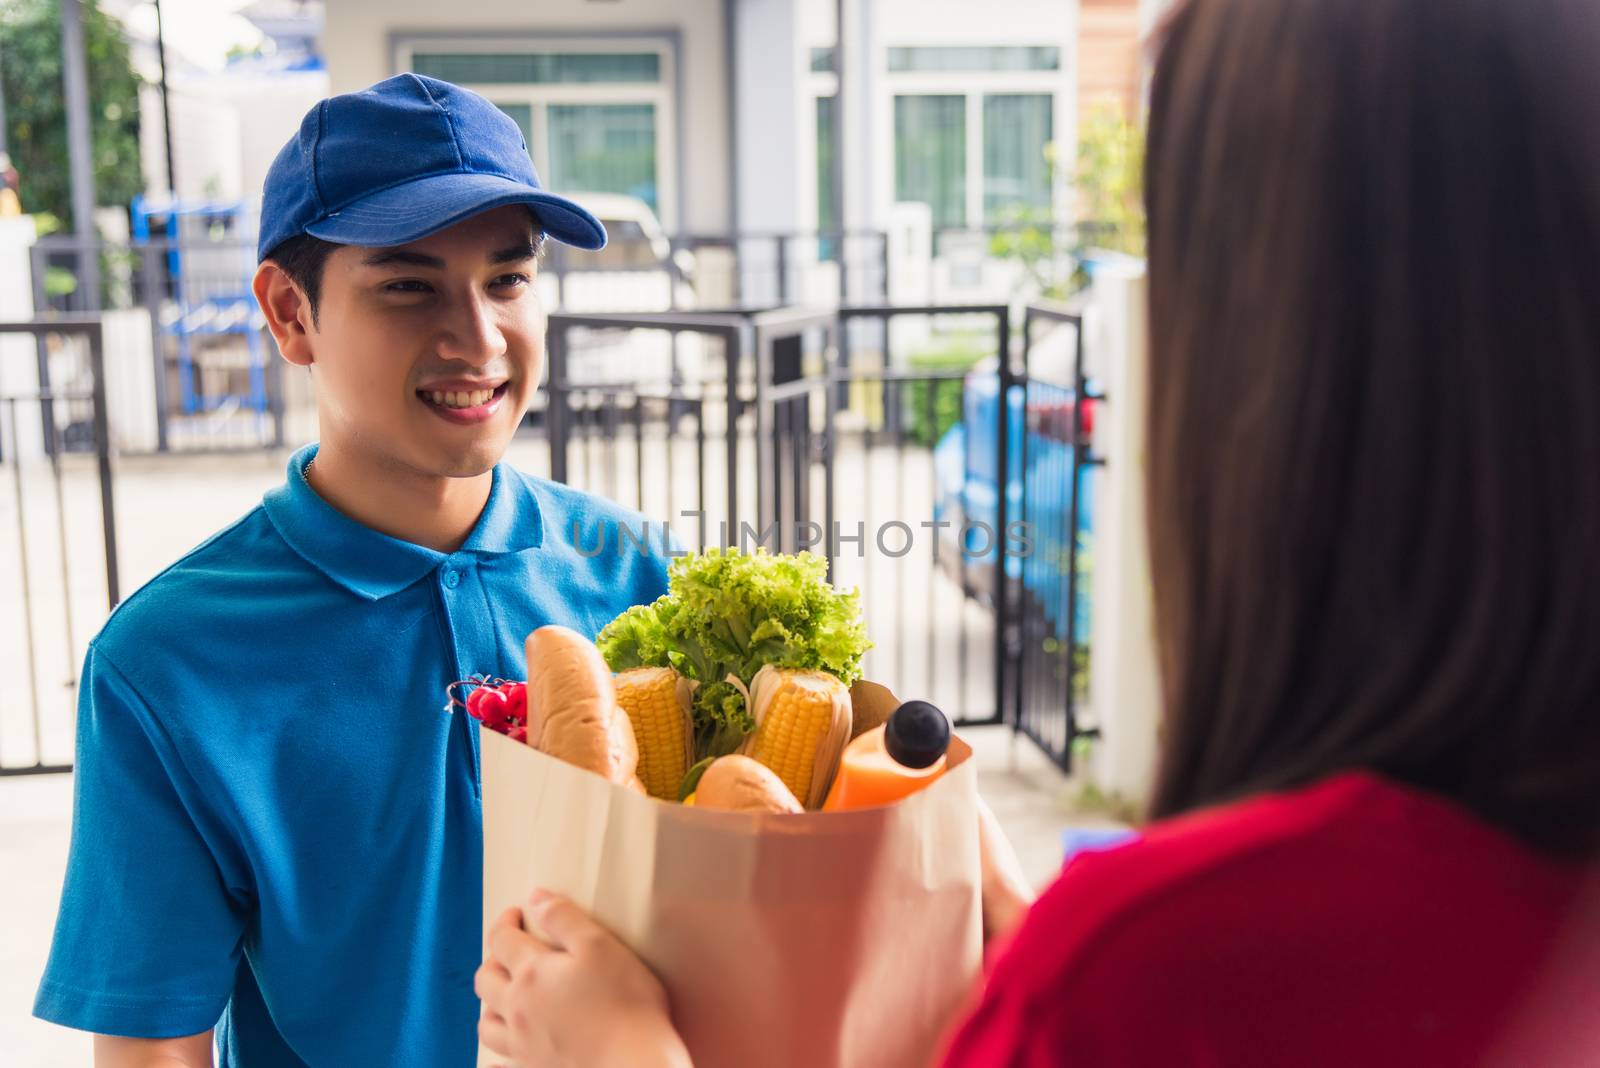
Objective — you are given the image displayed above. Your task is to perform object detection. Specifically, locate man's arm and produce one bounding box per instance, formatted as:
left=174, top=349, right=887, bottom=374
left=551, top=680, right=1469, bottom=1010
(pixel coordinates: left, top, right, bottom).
left=34, top=645, right=243, bottom=1049
left=95, top=1031, right=213, bottom=1068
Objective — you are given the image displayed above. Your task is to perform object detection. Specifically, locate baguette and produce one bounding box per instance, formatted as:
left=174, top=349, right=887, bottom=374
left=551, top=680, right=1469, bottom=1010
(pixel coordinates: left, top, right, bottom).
left=524, top=625, right=640, bottom=786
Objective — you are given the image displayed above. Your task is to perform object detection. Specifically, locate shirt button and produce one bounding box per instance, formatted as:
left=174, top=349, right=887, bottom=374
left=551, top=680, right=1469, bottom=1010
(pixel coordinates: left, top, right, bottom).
left=442, top=569, right=460, bottom=590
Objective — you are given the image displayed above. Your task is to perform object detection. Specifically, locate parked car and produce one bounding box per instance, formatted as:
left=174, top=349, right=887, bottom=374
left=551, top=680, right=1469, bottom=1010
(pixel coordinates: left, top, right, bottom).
left=537, top=193, right=705, bottom=398
left=546, top=192, right=697, bottom=312
left=933, top=364, right=1097, bottom=642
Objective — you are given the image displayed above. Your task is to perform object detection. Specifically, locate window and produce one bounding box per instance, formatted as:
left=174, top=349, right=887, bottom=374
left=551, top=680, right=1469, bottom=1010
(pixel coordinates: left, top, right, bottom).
left=895, top=95, right=967, bottom=230
left=547, top=104, right=659, bottom=212
left=494, top=103, right=533, bottom=149
left=817, top=96, right=836, bottom=231
left=983, top=94, right=1053, bottom=221
left=411, top=52, right=660, bottom=84
left=887, top=46, right=1059, bottom=73
left=399, top=40, right=677, bottom=227
left=810, top=47, right=835, bottom=73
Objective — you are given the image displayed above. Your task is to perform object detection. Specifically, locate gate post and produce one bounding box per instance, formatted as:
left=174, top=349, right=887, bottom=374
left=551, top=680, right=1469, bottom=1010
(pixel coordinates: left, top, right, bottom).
left=1086, top=264, right=1160, bottom=806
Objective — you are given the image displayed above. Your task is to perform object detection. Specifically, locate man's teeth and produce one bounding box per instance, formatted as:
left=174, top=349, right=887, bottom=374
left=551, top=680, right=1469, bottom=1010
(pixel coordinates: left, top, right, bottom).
left=426, top=388, right=495, bottom=409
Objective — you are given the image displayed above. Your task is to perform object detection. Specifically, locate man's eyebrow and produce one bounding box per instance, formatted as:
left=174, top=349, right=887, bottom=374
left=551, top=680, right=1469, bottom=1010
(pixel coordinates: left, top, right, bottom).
left=490, top=242, right=539, bottom=265
left=362, top=249, right=445, bottom=269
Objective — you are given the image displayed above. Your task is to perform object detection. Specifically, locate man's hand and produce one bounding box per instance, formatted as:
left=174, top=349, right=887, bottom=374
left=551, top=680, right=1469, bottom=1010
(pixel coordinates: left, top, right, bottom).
left=977, top=796, right=1037, bottom=943
left=476, top=892, right=693, bottom=1068
left=95, top=1031, right=213, bottom=1067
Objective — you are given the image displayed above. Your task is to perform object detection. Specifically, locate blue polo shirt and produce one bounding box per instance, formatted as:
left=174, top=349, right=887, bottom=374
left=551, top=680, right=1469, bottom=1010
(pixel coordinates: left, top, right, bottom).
left=34, top=445, right=670, bottom=1066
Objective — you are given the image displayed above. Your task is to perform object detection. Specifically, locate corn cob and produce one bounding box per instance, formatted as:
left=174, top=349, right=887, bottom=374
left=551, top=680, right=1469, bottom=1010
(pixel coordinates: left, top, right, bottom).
left=613, top=667, right=696, bottom=800
left=740, top=666, right=853, bottom=809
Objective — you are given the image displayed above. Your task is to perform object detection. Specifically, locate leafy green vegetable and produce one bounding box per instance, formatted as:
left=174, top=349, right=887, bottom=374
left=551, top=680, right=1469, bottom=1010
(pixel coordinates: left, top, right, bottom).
left=597, top=548, right=873, bottom=760
left=678, top=756, right=716, bottom=802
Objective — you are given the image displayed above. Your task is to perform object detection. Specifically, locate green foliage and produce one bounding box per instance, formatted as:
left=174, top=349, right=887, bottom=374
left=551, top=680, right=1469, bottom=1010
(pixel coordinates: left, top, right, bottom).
left=1074, top=105, right=1146, bottom=260
left=988, top=141, right=1076, bottom=300
left=986, top=107, right=1148, bottom=296
left=903, top=332, right=988, bottom=448
left=44, top=265, right=77, bottom=297
left=597, top=548, right=873, bottom=760
left=0, top=0, right=145, bottom=229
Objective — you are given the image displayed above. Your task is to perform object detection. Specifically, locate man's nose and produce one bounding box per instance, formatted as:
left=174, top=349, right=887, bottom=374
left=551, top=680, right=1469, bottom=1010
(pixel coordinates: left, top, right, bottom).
left=436, top=292, right=507, bottom=364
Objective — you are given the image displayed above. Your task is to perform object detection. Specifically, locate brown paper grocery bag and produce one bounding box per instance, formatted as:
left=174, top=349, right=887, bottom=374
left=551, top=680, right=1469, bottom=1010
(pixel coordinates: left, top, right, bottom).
left=478, top=682, right=982, bottom=1068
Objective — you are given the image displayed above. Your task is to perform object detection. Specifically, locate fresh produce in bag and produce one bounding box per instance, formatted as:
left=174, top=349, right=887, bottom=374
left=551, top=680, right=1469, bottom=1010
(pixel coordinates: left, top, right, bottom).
left=739, top=666, right=853, bottom=809
left=611, top=666, right=697, bottom=800
left=596, top=548, right=871, bottom=805
left=689, top=754, right=804, bottom=814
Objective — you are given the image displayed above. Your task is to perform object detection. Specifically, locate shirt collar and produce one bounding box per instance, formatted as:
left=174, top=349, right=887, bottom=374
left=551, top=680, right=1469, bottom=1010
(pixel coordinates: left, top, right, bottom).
left=262, top=444, right=544, bottom=601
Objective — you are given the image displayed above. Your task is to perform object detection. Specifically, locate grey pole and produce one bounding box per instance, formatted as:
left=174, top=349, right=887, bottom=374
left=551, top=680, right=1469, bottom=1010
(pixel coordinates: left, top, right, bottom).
left=152, top=0, right=177, bottom=196
left=832, top=0, right=846, bottom=285
left=0, top=43, right=10, bottom=157
left=60, top=0, right=101, bottom=311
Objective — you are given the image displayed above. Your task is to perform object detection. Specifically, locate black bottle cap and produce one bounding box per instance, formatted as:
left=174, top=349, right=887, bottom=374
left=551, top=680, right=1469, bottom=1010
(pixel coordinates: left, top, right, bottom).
left=884, top=700, right=952, bottom=769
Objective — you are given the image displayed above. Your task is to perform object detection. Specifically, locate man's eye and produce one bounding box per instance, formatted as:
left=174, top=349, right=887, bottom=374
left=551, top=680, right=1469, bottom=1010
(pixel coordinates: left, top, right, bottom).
left=492, top=273, right=531, bottom=290
left=385, top=280, right=432, bottom=294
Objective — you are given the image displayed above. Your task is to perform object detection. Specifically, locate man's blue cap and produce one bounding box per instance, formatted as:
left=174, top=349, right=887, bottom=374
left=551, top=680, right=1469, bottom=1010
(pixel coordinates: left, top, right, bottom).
left=257, top=74, right=606, bottom=262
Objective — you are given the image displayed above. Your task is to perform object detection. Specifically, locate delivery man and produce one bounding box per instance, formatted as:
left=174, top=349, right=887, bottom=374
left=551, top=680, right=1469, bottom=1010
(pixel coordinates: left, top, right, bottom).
left=33, top=74, right=669, bottom=1067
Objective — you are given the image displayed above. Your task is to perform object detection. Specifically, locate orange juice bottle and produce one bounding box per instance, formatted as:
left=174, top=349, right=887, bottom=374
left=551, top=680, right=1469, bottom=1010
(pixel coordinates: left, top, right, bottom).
left=823, top=700, right=952, bottom=810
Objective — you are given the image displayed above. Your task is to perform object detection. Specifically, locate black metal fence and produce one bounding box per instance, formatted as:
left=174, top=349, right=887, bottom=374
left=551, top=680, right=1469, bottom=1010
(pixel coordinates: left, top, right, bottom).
left=27, top=228, right=890, bottom=457
left=1015, top=300, right=1101, bottom=768
left=0, top=317, right=120, bottom=777
left=540, top=302, right=1100, bottom=768
left=543, top=230, right=889, bottom=312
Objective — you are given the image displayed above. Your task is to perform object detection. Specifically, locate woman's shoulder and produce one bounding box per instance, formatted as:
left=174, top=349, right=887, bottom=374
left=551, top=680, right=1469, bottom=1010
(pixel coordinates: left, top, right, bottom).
left=994, top=773, right=1406, bottom=983
left=948, top=770, right=1592, bottom=1066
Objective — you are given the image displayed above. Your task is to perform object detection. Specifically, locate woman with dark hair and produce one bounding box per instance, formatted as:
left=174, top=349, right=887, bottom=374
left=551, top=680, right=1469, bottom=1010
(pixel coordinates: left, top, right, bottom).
left=476, top=0, right=1600, bottom=1063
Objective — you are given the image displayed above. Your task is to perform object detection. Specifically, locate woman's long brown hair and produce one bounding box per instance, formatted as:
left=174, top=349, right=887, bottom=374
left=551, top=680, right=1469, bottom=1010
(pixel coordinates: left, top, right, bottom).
left=1143, top=0, right=1600, bottom=856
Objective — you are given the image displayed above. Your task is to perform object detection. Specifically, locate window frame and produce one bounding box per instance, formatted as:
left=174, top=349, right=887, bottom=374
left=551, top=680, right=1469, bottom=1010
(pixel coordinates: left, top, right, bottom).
left=887, top=63, right=1062, bottom=231
left=392, top=34, right=681, bottom=231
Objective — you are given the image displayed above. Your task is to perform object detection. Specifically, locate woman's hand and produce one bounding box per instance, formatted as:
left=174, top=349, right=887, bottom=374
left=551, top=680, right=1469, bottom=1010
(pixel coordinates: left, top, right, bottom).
left=977, top=796, right=1036, bottom=943
left=476, top=891, right=693, bottom=1068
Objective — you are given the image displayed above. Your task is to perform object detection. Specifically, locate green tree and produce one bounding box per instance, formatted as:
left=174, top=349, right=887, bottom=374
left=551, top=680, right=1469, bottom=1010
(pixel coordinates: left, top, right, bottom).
left=0, top=0, right=144, bottom=230
left=987, top=106, right=1148, bottom=298
left=1073, top=104, right=1146, bottom=259
left=988, top=141, right=1077, bottom=300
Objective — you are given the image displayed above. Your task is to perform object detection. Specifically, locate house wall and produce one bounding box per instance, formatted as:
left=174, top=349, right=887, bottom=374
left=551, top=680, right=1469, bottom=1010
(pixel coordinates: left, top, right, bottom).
left=801, top=0, right=1078, bottom=234
left=1078, top=0, right=1142, bottom=126
left=321, top=0, right=731, bottom=233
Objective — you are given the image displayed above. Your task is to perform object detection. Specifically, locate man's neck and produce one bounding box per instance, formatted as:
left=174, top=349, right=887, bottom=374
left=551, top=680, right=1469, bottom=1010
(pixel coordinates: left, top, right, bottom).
left=305, top=444, right=491, bottom=555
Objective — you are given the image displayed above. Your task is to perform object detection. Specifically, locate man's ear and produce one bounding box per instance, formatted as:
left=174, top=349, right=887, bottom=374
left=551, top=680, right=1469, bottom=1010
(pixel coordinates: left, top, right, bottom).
left=253, top=262, right=316, bottom=367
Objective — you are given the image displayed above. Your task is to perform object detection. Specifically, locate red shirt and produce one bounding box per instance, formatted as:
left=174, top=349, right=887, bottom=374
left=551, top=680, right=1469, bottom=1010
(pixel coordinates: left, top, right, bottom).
left=941, top=772, right=1600, bottom=1067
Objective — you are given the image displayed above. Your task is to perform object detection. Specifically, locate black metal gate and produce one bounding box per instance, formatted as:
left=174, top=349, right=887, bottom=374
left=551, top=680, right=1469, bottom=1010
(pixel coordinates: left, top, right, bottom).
left=540, top=302, right=1099, bottom=768
left=1, top=317, right=120, bottom=776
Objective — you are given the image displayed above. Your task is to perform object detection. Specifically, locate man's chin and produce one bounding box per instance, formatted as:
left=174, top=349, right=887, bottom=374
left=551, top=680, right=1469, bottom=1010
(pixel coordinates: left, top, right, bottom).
left=431, top=449, right=505, bottom=480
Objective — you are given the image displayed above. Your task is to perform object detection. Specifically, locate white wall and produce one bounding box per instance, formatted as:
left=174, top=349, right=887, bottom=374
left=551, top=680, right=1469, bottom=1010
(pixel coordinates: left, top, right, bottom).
left=232, top=71, right=335, bottom=204
left=138, top=84, right=240, bottom=200
left=1085, top=263, right=1160, bottom=807
left=0, top=217, right=43, bottom=462
left=321, top=0, right=731, bottom=234
left=734, top=0, right=803, bottom=235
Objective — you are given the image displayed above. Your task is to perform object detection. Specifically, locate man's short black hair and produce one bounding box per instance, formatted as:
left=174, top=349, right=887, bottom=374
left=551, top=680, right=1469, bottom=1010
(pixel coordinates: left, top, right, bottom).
left=264, top=233, right=340, bottom=323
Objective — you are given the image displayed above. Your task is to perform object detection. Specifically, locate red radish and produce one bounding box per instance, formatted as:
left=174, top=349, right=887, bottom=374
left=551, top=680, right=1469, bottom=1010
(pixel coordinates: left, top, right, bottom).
left=507, top=724, right=528, bottom=744
left=502, top=682, right=527, bottom=721
left=475, top=688, right=511, bottom=727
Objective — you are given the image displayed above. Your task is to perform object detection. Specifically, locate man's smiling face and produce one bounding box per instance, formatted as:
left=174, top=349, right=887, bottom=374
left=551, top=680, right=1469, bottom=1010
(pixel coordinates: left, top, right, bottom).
left=306, top=205, right=544, bottom=480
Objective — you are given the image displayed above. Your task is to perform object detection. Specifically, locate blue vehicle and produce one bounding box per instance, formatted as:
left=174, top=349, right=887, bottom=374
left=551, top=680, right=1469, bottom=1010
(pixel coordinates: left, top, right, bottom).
left=932, top=367, right=1096, bottom=643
